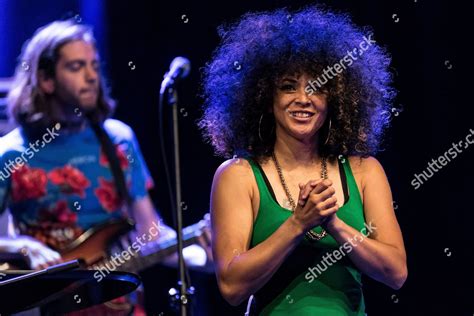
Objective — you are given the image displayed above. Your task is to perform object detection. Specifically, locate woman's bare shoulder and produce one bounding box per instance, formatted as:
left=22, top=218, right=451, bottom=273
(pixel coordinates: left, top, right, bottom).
left=347, top=155, right=386, bottom=191
left=213, top=157, right=256, bottom=186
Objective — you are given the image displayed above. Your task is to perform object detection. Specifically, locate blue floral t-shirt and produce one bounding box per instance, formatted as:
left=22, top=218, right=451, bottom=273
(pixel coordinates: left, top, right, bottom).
left=0, top=119, right=154, bottom=250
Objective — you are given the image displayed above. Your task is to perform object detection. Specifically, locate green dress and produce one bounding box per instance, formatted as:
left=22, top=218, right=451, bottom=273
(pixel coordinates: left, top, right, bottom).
left=248, top=157, right=366, bottom=315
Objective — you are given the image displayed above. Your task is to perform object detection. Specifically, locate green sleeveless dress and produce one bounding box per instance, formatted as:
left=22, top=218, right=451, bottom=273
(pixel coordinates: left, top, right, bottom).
left=248, top=157, right=366, bottom=315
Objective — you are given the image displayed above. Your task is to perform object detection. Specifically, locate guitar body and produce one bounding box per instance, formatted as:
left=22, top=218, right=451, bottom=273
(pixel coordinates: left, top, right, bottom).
left=60, top=218, right=135, bottom=266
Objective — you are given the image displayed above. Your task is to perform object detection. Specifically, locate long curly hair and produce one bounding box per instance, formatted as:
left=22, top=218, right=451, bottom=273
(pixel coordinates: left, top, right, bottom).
left=7, top=19, right=115, bottom=137
left=198, top=5, right=395, bottom=160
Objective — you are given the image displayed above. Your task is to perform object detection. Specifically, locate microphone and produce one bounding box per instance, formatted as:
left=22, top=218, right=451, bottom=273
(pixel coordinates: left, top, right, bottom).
left=160, top=57, right=191, bottom=94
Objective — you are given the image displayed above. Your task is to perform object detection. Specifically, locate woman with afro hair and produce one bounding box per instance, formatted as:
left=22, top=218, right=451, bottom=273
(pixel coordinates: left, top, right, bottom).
left=199, top=6, right=407, bottom=315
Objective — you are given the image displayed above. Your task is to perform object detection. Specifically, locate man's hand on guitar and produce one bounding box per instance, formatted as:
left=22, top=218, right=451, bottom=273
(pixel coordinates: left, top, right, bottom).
left=161, top=214, right=214, bottom=273
left=0, top=236, right=63, bottom=270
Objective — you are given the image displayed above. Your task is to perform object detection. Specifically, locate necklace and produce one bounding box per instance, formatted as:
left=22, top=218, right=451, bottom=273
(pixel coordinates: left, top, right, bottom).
left=271, top=152, right=328, bottom=241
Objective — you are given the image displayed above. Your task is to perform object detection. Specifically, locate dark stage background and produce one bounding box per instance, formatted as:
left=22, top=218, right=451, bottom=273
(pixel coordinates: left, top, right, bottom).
left=0, top=0, right=473, bottom=315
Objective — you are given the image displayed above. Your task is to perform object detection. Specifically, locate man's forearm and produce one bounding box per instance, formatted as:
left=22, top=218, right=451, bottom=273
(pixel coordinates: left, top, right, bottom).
left=131, top=195, right=164, bottom=240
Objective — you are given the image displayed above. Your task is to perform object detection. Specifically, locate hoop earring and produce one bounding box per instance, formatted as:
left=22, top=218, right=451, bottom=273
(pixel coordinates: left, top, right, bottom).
left=258, top=114, right=265, bottom=142
left=323, top=118, right=332, bottom=145
left=258, top=113, right=274, bottom=142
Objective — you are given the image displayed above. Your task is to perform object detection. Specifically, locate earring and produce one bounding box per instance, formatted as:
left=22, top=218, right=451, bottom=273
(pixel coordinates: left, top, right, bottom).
left=323, top=118, right=332, bottom=145
left=258, top=113, right=274, bottom=142
left=258, top=114, right=265, bottom=142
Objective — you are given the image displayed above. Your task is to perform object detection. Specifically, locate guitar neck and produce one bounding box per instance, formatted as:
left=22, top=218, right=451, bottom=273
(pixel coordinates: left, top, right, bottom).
left=95, top=222, right=205, bottom=274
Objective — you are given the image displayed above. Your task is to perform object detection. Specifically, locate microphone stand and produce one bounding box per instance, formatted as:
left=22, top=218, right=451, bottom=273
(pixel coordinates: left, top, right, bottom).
left=163, top=85, right=192, bottom=316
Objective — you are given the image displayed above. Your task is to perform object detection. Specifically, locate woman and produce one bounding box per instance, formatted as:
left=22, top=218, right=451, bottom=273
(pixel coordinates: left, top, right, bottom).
left=199, top=6, right=407, bottom=315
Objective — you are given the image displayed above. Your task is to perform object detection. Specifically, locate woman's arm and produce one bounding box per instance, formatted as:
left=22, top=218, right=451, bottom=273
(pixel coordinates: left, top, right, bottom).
left=212, top=159, right=338, bottom=305
left=323, top=157, right=407, bottom=289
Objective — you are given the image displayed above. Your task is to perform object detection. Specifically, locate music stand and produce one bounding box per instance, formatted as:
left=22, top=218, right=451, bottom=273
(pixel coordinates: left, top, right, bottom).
left=0, top=260, right=141, bottom=314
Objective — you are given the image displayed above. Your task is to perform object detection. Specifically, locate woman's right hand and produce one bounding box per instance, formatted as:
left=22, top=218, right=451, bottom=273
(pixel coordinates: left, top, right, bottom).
left=0, top=235, right=62, bottom=270
left=291, top=179, right=339, bottom=232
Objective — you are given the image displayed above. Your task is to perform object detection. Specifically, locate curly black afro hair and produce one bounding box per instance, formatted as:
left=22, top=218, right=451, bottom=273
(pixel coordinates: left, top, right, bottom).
left=198, top=5, right=395, bottom=159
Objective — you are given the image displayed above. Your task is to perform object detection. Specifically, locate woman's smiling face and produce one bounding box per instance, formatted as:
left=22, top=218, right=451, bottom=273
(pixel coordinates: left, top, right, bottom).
left=272, top=73, right=328, bottom=143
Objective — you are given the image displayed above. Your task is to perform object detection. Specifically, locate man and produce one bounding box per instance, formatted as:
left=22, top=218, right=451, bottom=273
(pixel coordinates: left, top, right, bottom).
left=0, top=19, right=209, bottom=314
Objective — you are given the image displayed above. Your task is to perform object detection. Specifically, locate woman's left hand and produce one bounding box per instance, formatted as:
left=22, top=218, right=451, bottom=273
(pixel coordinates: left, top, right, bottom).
left=298, top=180, right=341, bottom=229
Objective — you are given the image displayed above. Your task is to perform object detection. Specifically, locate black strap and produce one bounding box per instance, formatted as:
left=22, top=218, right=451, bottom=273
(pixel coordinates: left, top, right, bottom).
left=337, top=158, right=349, bottom=204
left=88, top=118, right=132, bottom=208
